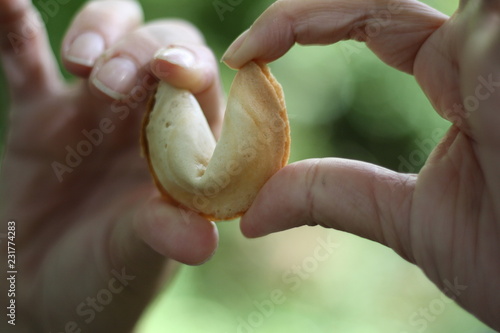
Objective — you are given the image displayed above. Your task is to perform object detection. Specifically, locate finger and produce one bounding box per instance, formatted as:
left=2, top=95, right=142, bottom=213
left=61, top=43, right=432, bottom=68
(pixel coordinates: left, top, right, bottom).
left=89, top=20, right=204, bottom=100
left=460, top=4, right=500, bottom=200
left=222, top=0, right=447, bottom=74
left=240, top=159, right=416, bottom=261
left=118, top=195, right=218, bottom=266
left=151, top=44, right=224, bottom=136
left=61, top=0, right=143, bottom=77
left=0, top=0, right=62, bottom=101
left=88, top=20, right=223, bottom=134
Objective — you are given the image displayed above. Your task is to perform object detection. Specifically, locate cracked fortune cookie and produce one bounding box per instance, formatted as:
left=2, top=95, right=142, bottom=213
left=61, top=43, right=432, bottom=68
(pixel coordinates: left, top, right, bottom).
left=141, top=62, right=290, bottom=220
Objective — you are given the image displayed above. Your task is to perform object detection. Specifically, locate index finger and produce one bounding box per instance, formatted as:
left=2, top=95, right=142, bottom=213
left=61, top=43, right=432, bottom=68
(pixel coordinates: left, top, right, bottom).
left=0, top=0, right=62, bottom=101
left=61, top=0, right=143, bottom=77
left=222, top=0, right=447, bottom=74
left=240, top=158, right=417, bottom=262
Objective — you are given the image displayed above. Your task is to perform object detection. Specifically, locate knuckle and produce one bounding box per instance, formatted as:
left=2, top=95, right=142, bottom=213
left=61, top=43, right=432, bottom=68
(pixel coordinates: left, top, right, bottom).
left=302, top=159, right=323, bottom=223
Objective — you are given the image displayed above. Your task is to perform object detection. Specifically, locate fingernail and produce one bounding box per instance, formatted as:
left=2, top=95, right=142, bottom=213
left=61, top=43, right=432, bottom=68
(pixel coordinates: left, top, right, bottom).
left=93, top=57, right=137, bottom=99
left=154, top=47, right=196, bottom=69
left=66, top=32, right=105, bottom=67
left=222, top=29, right=249, bottom=65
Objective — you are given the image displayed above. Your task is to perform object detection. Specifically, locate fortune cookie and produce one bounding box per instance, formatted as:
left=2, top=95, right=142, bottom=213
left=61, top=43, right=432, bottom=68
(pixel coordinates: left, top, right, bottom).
left=142, top=62, right=290, bottom=220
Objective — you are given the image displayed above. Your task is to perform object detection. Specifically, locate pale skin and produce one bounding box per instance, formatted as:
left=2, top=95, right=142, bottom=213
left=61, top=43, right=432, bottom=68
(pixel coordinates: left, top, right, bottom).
left=0, top=1, right=498, bottom=333
left=225, top=0, right=500, bottom=330
left=0, top=0, right=223, bottom=332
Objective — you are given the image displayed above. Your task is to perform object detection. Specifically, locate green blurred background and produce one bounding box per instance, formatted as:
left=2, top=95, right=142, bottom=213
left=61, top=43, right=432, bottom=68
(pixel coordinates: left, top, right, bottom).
left=0, top=0, right=496, bottom=332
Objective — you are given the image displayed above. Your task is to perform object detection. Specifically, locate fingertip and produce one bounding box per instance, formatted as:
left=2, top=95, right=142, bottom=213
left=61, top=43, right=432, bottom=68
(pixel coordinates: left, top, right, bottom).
left=62, top=31, right=106, bottom=77
left=151, top=44, right=224, bottom=136
left=222, top=29, right=250, bottom=69
left=89, top=56, right=140, bottom=100
left=240, top=164, right=310, bottom=238
left=151, top=45, right=214, bottom=94
left=238, top=164, right=331, bottom=250
left=61, top=0, right=143, bottom=76
left=189, top=220, right=219, bottom=266
left=240, top=212, right=269, bottom=239
left=154, top=46, right=196, bottom=69
left=183, top=218, right=219, bottom=266
left=135, top=198, right=219, bottom=266
left=221, top=1, right=296, bottom=69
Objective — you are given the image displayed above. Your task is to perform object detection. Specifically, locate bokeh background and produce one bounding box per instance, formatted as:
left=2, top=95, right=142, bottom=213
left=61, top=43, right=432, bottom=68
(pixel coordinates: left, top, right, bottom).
left=0, top=0, right=496, bottom=332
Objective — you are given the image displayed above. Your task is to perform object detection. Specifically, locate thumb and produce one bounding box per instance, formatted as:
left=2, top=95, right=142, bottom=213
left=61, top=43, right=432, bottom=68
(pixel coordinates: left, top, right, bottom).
left=112, top=193, right=219, bottom=267
left=241, top=158, right=416, bottom=261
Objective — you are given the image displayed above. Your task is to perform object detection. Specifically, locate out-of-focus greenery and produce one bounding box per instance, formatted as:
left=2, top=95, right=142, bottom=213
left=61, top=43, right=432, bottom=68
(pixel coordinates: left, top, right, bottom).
left=0, top=0, right=496, bottom=332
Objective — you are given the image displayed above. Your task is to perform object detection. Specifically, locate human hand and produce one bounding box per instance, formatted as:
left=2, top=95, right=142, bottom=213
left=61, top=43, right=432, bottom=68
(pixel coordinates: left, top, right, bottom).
left=0, top=0, right=223, bottom=331
left=223, top=0, right=500, bottom=330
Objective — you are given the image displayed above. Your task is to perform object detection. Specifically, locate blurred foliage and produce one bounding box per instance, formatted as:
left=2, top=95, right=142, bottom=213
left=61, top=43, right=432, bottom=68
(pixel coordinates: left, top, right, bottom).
left=0, top=0, right=496, bottom=332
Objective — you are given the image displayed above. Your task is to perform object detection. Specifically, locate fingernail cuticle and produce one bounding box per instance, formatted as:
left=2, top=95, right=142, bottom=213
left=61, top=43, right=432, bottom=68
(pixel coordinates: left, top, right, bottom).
left=154, top=47, right=196, bottom=69
left=93, top=57, right=138, bottom=100
left=66, top=32, right=105, bottom=67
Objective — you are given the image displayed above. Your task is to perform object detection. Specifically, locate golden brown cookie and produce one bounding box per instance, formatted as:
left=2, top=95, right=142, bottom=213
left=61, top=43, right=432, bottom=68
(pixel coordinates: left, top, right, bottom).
left=142, top=62, right=290, bottom=220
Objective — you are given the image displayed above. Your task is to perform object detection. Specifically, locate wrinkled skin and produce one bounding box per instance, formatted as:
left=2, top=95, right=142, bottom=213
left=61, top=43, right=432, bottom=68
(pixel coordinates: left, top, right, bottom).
left=1, top=0, right=499, bottom=332
left=0, top=0, right=224, bottom=332
left=223, top=0, right=500, bottom=330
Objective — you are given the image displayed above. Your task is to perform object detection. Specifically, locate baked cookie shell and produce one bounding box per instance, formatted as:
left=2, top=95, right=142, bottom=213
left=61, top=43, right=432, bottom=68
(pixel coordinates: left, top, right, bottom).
left=142, top=62, right=290, bottom=220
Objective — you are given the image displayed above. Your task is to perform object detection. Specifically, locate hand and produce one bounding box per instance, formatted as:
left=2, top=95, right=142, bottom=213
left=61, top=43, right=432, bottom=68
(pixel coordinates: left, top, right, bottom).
left=223, top=0, right=500, bottom=330
left=0, top=0, right=223, bottom=331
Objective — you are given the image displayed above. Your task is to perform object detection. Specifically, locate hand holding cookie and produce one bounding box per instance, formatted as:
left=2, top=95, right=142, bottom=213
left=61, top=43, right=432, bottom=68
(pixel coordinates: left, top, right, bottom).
left=143, top=62, right=290, bottom=220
